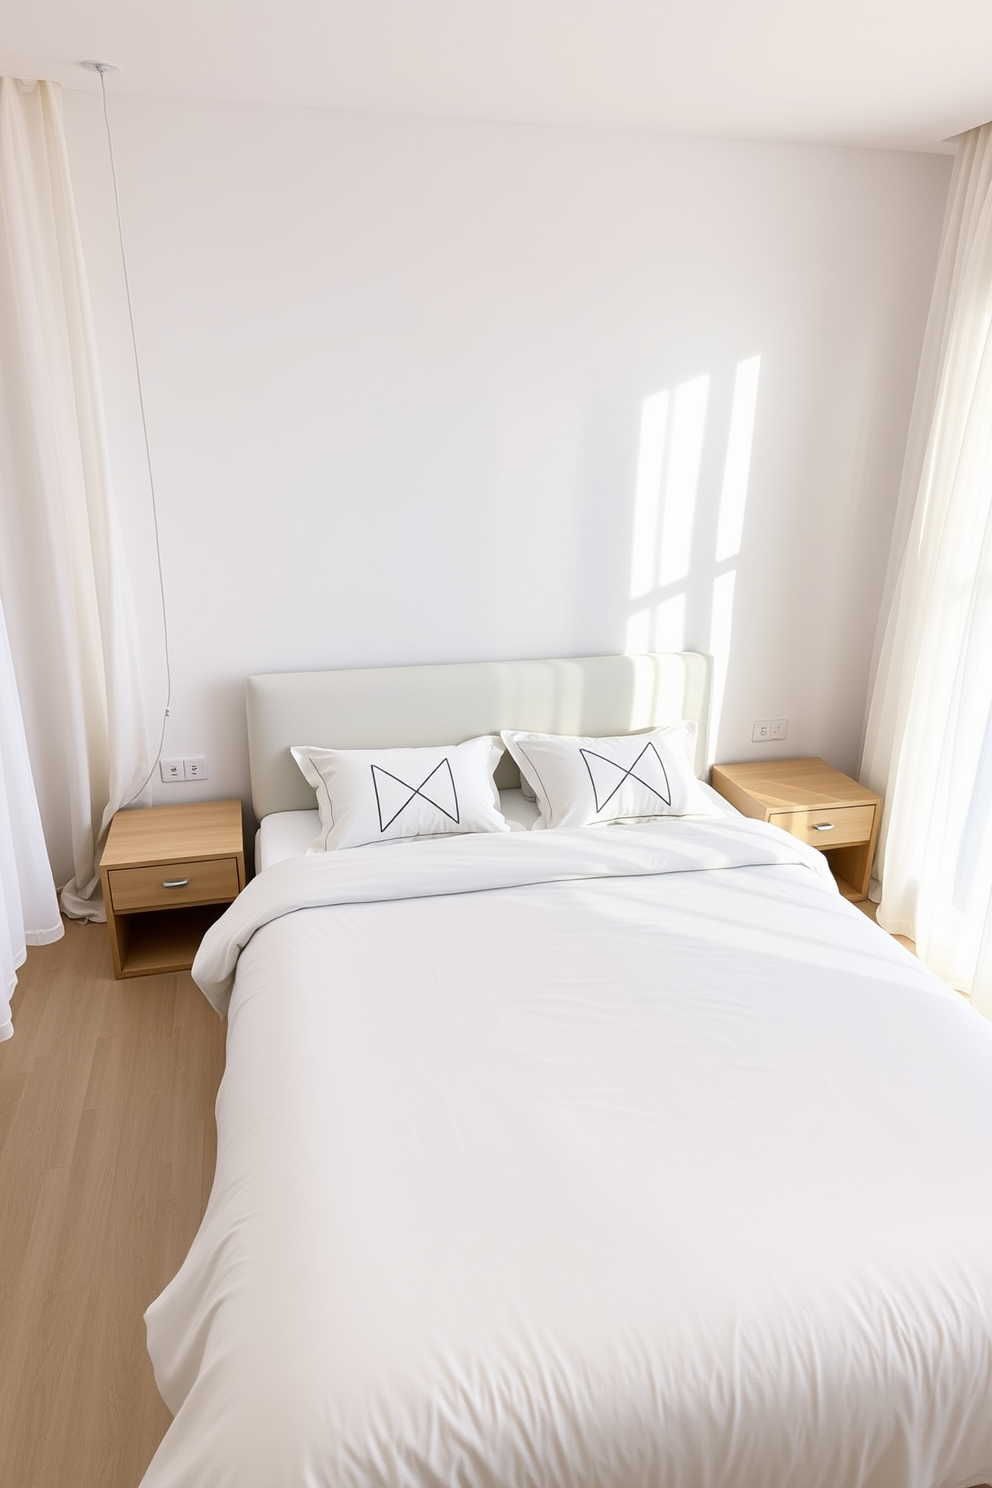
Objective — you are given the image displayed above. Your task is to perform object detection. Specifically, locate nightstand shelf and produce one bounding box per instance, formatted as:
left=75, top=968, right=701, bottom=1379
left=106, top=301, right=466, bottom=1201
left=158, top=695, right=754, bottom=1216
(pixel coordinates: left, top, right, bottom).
left=112, top=904, right=231, bottom=977
left=709, top=757, right=881, bottom=902
left=100, top=800, right=246, bottom=978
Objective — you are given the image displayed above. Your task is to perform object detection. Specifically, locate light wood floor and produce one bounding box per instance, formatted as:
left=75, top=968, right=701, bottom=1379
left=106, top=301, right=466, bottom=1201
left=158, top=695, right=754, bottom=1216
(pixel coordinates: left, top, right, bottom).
left=855, top=895, right=918, bottom=955
left=0, top=918, right=226, bottom=1488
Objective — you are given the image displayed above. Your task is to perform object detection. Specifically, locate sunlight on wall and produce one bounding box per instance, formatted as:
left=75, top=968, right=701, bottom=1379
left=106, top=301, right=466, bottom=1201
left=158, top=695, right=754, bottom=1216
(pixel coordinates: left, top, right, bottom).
left=709, top=356, right=761, bottom=749
left=626, top=356, right=761, bottom=760
left=652, top=592, right=687, bottom=653
left=716, top=357, right=760, bottom=563
left=626, top=375, right=710, bottom=652
left=707, top=570, right=738, bottom=758
left=629, top=391, right=668, bottom=604
left=658, top=375, right=709, bottom=588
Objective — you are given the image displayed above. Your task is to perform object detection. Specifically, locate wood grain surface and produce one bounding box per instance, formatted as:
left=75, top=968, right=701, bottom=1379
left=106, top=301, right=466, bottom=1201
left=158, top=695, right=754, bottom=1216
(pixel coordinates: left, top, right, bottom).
left=709, top=756, right=881, bottom=813
left=0, top=918, right=226, bottom=1488
left=99, top=799, right=245, bottom=870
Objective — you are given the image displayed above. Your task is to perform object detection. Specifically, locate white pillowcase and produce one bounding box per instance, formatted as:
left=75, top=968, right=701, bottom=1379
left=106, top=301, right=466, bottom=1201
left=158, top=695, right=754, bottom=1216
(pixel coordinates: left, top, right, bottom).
left=500, top=723, right=717, bottom=830
left=291, top=737, right=510, bottom=852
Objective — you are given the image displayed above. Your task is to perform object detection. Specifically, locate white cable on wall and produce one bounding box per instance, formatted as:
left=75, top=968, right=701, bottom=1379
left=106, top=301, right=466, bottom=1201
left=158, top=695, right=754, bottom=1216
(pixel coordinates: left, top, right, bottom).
left=83, top=60, right=172, bottom=804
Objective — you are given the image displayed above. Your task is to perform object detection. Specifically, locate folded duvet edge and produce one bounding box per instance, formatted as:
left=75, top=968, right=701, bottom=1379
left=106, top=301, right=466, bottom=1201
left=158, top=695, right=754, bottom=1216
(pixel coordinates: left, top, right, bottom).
left=192, top=818, right=835, bottom=1017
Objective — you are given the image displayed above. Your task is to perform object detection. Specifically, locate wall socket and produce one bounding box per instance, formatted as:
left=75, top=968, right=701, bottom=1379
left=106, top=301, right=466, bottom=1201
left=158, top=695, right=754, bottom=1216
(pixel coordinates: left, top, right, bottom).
left=751, top=718, right=788, bottom=743
left=159, top=756, right=209, bottom=782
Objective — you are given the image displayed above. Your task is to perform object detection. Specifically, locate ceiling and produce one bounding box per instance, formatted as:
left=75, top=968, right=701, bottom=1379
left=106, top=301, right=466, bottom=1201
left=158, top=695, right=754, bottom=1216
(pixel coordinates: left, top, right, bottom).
left=4, top=0, right=992, bottom=154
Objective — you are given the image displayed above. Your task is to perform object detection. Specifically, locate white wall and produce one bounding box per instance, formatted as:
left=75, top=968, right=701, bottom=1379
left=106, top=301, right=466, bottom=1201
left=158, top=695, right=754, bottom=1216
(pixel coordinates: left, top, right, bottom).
left=60, top=90, right=949, bottom=845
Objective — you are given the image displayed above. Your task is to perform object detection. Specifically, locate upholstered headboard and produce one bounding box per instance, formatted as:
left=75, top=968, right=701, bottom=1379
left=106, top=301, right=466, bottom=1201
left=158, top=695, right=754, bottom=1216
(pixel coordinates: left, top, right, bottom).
left=246, top=652, right=712, bottom=820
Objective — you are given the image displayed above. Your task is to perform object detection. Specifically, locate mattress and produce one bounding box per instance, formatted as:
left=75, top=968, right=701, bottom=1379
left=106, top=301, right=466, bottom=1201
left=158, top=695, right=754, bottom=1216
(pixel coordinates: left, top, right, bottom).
left=140, top=817, right=992, bottom=1488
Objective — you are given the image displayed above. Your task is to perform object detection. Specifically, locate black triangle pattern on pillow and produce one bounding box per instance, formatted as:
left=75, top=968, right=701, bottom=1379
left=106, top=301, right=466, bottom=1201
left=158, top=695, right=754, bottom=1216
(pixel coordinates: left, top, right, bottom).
left=579, top=741, right=672, bottom=817
left=371, top=759, right=460, bottom=834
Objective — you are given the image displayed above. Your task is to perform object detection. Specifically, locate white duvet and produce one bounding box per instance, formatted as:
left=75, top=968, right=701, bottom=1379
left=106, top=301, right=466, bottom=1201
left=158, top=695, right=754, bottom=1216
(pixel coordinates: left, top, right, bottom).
left=142, top=819, right=992, bottom=1488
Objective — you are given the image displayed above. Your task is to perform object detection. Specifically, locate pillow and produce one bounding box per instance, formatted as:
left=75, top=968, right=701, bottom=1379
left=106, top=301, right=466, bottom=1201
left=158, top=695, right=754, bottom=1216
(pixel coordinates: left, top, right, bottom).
left=500, top=723, right=717, bottom=830
left=516, top=770, right=538, bottom=803
left=291, top=736, right=510, bottom=852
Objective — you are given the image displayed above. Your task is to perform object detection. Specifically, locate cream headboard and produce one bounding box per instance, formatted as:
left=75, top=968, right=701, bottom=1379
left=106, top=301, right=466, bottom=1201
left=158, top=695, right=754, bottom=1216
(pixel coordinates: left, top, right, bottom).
left=246, top=652, right=712, bottom=820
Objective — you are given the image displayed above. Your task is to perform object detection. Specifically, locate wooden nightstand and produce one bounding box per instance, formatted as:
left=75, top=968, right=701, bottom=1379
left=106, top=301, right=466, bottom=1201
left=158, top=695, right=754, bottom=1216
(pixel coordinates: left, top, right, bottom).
left=709, top=757, right=881, bottom=902
left=99, top=800, right=246, bottom=979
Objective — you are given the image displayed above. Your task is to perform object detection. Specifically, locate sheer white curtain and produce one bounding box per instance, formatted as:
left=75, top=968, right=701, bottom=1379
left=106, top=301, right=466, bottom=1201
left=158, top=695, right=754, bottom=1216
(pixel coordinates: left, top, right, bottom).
left=0, top=78, right=151, bottom=921
left=0, top=588, right=62, bottom=1036
left=862, top=120, right=992, bottom=1016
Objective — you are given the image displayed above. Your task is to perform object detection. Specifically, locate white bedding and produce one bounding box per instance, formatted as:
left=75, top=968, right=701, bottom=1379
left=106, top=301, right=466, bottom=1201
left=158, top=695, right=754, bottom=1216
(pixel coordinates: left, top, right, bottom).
left=255, top=790, right=544, bottom=872
left=143, top=819, right=992, bottom=1488
left=254, top=784, right=736, bottom=872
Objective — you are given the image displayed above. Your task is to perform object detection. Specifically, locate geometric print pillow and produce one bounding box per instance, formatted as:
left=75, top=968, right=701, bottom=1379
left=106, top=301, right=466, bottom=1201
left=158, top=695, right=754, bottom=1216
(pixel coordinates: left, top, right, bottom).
left=291, top=736, right=509, bottom=851
left=500, top=723, right=717, bottom=830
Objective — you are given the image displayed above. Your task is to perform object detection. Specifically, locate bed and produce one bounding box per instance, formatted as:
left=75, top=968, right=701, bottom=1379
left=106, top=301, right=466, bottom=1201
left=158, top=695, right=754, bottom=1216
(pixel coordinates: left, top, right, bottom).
left=139, top=652, right=992, bottom=1488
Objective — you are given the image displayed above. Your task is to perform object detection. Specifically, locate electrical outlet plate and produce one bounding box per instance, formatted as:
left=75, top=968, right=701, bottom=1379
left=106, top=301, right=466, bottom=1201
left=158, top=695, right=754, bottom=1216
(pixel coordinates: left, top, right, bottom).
left=160, top=757, right=184, bottom=783
left=751, top=718, right=789, bottom=743
left=184, top=756, right=208, bottom=781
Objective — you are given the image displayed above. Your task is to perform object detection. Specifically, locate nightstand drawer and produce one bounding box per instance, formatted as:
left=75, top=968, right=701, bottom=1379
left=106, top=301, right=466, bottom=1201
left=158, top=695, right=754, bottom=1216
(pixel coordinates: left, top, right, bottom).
left=710, top=759, right=881, bottom=903
left=768, top=803, right=875, bottom=850
left=108, top=856, right=241, bottom=913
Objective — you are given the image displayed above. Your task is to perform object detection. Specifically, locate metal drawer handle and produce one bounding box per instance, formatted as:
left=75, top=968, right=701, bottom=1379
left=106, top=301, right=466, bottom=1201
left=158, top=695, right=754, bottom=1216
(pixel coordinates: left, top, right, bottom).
left=811, top=823, right=835, bottom=832
left=162, top=877, right=191, bottom=888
